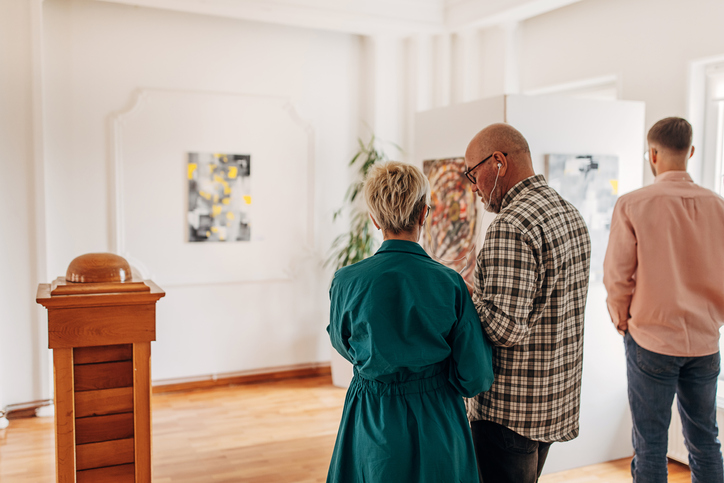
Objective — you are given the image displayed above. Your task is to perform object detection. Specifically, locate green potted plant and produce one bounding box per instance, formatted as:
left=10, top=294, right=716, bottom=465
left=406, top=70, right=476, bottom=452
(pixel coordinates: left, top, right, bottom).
left=327, top=134, right=397, bottom=270
left=327, top=134, right=397, bottom=387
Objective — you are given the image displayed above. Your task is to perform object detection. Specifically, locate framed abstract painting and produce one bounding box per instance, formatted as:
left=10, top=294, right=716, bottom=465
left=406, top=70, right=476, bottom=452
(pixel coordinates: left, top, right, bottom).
left=545, top=154, right=619, bottom=282
left=187, top=152, right=251, bottom=242
left=422, top=158, right=477, bottom=285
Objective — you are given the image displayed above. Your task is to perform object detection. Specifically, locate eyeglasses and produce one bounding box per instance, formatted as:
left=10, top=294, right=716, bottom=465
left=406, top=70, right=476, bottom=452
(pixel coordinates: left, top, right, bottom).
left=464, top=152, right=506, bottom=184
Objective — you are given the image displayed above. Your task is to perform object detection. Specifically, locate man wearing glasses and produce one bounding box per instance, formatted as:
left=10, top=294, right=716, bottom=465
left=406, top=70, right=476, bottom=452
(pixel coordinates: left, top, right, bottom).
left=463, top=123, right=591, bottom=483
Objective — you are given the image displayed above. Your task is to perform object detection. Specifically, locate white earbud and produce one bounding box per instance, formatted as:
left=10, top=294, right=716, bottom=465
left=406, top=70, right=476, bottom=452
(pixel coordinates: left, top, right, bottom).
left=497, top=163, right=502, bottom=169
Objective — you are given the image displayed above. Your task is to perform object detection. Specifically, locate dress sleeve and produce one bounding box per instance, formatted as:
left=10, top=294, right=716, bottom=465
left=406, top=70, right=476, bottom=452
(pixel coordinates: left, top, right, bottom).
left=446, top=277, right=494, bottom=398
left=473, top=220, right=538, bottom=347
left=327, top=274, right=354, bottom=363
left=603, top=198, right=637, bottom=332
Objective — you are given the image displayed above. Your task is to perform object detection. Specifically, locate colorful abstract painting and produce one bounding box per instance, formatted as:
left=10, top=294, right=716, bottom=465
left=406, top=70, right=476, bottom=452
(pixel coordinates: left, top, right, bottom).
left=545, top=154, right=619, bottom=282
left=187, top=152, right=251, bottom=242
left=422, top=158, right=477, bottom=284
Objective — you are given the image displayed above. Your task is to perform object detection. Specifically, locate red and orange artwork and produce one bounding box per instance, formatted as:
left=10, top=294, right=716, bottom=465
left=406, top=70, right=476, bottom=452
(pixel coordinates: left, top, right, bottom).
left=422, top=158, right=477, bottom=284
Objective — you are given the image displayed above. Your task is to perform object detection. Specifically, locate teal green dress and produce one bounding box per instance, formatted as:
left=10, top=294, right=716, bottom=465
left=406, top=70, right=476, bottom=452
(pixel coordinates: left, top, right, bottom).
left=326, top=240, right=494, bottom=483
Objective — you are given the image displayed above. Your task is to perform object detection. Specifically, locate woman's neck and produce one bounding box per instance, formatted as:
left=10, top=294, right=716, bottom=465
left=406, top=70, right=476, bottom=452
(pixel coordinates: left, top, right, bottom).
left=383, top=227, right=420, bottom=243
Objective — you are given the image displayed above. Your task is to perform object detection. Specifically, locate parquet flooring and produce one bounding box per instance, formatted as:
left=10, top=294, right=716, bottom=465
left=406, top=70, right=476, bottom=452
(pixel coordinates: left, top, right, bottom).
left=0, top=375, right=692, bottom=482
left=540, top=457, right=691, bottom=483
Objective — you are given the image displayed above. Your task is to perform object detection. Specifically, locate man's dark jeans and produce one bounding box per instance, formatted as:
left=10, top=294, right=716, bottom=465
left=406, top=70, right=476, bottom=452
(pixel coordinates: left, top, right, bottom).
left=625, top=332, right=723, bottom=483
left=470, top=420, right=552, bottom=483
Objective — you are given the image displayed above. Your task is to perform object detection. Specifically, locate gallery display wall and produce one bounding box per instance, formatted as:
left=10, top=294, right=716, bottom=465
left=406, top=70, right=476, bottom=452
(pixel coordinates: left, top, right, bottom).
left=38, top=0, right=359, bottom=393
left=415, top=94, right=646, bottom=474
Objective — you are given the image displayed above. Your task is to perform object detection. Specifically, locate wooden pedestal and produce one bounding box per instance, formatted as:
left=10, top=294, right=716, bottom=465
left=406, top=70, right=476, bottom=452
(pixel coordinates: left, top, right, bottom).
left=37, top=255, right=164, bottom=483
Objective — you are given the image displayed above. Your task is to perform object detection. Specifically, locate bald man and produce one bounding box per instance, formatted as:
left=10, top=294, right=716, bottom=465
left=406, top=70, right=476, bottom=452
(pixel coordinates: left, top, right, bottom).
left=462, top=123, right=591, bottom=483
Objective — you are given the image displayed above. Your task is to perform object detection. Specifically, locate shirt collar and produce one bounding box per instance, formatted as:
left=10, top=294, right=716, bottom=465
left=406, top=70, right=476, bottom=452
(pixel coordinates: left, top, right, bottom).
left=654, top=170, right=693, bottom=183
left=501, top=174, right=547, bottom=210
left=375, top=239, right=431, bottom=259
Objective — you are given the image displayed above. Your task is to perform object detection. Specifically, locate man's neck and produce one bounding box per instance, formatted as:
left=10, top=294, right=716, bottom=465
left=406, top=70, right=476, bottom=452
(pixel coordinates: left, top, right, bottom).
left=500, top=169, right=536, bottom=203
left=656, top=166, right=687, bottom=176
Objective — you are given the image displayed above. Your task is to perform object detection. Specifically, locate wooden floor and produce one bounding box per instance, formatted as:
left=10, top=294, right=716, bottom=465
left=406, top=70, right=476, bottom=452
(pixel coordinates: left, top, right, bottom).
left=0, top=375, right=691, bottom=482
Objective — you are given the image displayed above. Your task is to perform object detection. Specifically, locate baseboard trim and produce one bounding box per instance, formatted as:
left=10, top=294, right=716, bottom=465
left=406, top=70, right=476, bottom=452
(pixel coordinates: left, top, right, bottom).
left=7, top=407, right=41, bottom=420
left=4, top=400, right=53, bottom=420
left=4, top=363, right=333, bottom=419
left=151, top=362, right=332, bottom=394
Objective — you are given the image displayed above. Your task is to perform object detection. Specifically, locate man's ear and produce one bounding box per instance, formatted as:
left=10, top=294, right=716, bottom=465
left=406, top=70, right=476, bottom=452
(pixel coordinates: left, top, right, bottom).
left=649, top=147, right=658, bottom=165
left=689, top=145, right=695, bottom=159
left=369, top=213, right=381, bottom=230
left=495, top=151, right=507, bottom=176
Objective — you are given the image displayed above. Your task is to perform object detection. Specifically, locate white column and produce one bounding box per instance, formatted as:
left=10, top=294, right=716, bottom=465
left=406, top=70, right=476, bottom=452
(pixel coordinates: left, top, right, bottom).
left=361, top=35, right=405, bottom=148
left=502, top=21, right=521, bottom=95
left=404, top=34, right=434, bottom=165
left=452, top=28, right=481, bottom=104
left=414, top=34, right=434, bottom=113
left=31, top=0, right=54, bottom=412
left=433, top=33, right=452, bottom=108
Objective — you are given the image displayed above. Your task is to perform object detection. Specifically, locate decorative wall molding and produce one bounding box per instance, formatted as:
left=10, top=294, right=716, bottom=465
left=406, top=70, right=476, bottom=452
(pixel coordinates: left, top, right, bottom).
left=109, top=88, right=316, bottom=286
left=109, top=88, right=149, bottom=257
left=282, top=102, right=316, bottom=248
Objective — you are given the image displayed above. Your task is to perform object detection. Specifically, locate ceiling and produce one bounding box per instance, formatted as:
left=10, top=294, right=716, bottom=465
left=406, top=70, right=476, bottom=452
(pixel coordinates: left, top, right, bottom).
left=96, top=0, right=584, bottom=35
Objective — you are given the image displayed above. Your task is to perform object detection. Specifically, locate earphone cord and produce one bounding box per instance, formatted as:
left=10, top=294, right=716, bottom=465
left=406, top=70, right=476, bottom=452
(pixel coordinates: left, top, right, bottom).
left=430, top=166, right=501, bottom=275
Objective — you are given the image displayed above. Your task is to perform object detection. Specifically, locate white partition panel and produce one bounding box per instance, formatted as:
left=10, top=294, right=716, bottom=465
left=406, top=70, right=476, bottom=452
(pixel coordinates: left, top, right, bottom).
left=507, top=94, right=645, bottom=472
left=506, top=94, right=645, bottom=195
left=414, top=94, right=646, bottom=474
left=414, top=96, right=505, bottom=166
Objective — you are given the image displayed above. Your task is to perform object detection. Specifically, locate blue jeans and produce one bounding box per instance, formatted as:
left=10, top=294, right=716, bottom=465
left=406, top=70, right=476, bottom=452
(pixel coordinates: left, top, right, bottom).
left=625, top=332, right=724, bottom=483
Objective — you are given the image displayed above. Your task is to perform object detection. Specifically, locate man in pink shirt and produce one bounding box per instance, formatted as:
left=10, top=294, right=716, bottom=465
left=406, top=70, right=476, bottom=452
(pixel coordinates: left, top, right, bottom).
left=604, top=117, right=724, bottom=483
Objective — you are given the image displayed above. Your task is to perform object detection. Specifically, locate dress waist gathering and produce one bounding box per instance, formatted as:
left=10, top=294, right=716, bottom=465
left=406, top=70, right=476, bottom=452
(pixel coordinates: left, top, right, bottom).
left=350, top=367, right=448, bottom=396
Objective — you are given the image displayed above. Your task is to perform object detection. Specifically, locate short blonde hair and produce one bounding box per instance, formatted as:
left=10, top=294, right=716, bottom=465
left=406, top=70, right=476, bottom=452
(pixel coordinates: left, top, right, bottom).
left=364, top=161, right=431, bottom=234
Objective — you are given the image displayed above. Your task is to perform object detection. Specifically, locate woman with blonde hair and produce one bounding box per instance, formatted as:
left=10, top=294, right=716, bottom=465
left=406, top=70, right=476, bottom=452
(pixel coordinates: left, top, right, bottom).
left=326, top=161, right=494, bottom=482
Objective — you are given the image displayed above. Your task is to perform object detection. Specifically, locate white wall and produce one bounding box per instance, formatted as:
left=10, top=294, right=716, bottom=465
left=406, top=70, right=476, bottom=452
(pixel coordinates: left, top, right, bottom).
left=40, top=0, right=359, bottom=383
left=414, top=96, right=505, bottom=162
left=415, top=94, right=645, bottom=473
left=0, top=0, right=45, bottom=407
left=518, top=0, right=724, bottom=185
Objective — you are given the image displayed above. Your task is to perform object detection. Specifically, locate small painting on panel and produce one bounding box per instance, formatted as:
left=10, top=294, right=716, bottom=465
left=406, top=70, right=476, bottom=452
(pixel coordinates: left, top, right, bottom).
left=422, top=158, right=477, bottom=285
left=187, top=152, right=251, bottom=242
left=545, top=154, right=619, bottom=282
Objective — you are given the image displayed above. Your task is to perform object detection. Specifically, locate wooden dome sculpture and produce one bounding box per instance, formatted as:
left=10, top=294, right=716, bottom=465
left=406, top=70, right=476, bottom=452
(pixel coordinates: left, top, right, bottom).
left=37, top=253, right=165, bottom=483
left=65, top=253, right=132, bottom=283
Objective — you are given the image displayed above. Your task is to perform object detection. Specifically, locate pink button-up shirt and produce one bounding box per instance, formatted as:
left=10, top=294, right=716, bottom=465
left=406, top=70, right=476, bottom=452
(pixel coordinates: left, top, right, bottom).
left=603, top=170, right=724, bottom=357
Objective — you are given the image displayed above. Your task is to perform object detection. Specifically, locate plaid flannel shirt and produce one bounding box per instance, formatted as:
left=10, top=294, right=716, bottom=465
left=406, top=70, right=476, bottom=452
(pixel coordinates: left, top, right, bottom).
left=467, top=174, right=591, bottom=443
